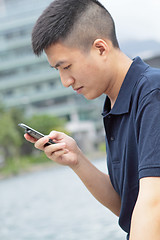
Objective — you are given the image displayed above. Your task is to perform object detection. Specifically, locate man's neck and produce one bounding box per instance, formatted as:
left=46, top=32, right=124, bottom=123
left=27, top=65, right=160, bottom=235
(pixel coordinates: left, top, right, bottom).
left=108, top=51, right=133, bottom=109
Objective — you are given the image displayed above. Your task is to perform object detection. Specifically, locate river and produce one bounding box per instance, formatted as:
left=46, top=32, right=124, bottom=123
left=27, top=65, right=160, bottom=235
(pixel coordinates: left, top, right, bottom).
left=0, top=158, right=126, bottom=240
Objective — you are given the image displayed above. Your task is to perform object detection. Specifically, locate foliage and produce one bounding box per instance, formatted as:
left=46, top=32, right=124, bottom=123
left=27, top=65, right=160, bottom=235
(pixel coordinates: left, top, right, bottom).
left=0, top=153, right=52, bottom=178
left=0, top=106, right=67, bottom=176
left=26, top=114, right=66, bottom=135
left=0, top=109, right=22, bottom=160
left=98, top=142, right=106, bottom=152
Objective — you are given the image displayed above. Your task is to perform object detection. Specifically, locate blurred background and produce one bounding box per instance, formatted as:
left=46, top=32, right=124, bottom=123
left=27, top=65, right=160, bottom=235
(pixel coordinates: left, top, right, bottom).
left=0, top=0, right=159, bottom=239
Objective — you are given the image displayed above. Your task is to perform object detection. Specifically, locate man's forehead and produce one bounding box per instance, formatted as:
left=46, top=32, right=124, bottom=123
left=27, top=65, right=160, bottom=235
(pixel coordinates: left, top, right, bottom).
left=45, top=43, right=69, bottom=67
left=45, top=42, right=86, bottom=67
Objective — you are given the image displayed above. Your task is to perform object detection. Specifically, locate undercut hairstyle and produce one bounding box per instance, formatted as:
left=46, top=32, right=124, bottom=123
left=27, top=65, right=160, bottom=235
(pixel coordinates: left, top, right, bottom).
left=32, top=0, right=119, bottom=56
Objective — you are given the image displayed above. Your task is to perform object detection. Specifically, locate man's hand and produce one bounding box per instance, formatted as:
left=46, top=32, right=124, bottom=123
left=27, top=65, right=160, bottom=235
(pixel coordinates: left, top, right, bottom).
left=24, top=131, right=81, bottom=168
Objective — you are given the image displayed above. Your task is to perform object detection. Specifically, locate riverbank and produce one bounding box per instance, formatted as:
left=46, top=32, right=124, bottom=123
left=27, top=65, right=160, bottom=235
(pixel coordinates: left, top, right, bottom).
left=0, top=150, right=106, bottom=180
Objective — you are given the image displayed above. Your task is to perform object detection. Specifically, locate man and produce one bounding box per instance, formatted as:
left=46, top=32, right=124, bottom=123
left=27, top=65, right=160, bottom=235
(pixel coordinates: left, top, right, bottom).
left=25, top=0, right=160, bottom=239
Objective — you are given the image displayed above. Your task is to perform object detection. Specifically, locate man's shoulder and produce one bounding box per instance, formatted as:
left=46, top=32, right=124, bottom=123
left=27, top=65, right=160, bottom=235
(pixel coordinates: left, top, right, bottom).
left=134, top=66, right=160, bottom=103
left=144, top=66, right=160, bottom=86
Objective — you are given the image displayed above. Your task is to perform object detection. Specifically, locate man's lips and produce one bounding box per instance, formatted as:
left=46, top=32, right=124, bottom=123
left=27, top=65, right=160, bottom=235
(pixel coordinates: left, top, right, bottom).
left=73, top=86, right=83, bottom=94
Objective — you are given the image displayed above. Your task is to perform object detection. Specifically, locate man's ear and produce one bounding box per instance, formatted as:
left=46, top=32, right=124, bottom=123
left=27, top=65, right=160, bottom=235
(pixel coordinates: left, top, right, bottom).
left=92, top=39, right=109, bottom=56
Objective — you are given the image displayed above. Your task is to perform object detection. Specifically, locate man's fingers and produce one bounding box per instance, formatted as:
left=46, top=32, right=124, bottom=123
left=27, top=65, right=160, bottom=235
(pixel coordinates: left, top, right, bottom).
left=46, top=148, right=68, bottom=159
left=24, top=133, right=37, bottom=143
left=34, top=136, right=50, bottom=150
left=44, top=142, right=66, bottom=154
left=48, top=131, right=64, bottom=142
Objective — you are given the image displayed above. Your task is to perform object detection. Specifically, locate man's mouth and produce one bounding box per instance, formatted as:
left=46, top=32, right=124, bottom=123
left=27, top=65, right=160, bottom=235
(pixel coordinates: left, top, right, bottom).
left=74, top=86, right=83, bottom=94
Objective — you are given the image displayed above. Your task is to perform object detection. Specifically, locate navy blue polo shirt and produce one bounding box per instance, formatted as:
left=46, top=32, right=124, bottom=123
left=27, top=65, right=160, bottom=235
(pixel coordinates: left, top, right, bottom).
left=102, top=57, right=160, bottom=238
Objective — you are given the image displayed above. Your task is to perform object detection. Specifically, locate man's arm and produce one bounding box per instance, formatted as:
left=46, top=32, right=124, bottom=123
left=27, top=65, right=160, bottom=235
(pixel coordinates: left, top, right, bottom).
left=25, top=131, right=121, bottom=216
left=71, top=153, right=121, bottom=216
left=129, top=177, right=160, bottom=239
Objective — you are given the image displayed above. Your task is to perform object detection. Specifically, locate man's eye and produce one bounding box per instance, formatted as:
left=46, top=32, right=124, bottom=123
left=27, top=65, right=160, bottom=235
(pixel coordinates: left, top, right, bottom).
left=63, top=65, right=71, bottom=70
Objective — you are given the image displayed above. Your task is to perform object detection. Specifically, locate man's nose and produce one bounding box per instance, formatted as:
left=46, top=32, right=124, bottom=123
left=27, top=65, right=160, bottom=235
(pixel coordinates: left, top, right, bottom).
left=60, top=72, right=75, bottom=88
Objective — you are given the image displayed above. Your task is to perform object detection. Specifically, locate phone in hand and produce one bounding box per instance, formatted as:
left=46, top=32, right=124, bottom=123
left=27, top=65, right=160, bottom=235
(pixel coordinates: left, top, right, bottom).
left=18, top=123, right=55, bottom=146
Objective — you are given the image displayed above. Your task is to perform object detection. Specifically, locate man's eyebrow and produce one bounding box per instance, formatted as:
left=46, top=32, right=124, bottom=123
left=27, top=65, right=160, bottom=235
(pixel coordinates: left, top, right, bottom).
left=50, top=61, right=66, bottom=69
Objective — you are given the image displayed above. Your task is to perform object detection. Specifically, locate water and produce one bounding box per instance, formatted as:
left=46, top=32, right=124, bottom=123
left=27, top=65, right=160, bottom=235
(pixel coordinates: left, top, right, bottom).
left=0, top=158, right=126, bottom=240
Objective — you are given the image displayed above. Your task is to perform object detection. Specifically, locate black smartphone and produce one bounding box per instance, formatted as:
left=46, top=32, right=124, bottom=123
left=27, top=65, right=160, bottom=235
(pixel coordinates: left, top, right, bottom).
left=18, top=123, right=55, bottom=146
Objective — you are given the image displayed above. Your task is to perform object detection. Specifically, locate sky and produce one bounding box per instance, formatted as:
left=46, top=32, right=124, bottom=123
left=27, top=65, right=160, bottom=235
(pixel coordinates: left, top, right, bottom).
left=100, top=0, right=160, bottom=43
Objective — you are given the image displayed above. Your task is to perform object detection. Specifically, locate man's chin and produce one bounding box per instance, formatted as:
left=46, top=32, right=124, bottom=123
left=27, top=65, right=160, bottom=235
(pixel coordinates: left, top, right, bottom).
left=83, top=94, right=100, bottom=100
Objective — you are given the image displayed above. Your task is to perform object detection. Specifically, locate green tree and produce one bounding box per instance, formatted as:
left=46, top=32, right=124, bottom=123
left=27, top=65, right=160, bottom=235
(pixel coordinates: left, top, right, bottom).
left=0, top=111, right=22, bottom=160
left=0, top=107, right=68, bottom=176
left=26, top=114, right=66, bottom=135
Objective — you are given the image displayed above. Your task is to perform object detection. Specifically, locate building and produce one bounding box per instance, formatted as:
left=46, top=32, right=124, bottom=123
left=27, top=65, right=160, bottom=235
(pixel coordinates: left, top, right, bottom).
left=0, top=0, right=104, bottom=152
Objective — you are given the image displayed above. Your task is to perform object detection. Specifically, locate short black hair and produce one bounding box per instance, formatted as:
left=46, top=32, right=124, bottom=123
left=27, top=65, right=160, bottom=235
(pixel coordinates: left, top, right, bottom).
left=32, top=0, right=119, bottom=56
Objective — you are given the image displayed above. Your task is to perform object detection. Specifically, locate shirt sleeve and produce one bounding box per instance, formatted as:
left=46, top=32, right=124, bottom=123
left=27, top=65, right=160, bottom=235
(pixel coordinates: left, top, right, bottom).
left=135, top=89, right=160, bottom=179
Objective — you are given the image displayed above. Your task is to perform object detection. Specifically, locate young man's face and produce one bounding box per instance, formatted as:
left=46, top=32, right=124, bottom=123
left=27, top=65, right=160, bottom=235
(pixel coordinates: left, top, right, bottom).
left=45, top=42, right=112, bottom=100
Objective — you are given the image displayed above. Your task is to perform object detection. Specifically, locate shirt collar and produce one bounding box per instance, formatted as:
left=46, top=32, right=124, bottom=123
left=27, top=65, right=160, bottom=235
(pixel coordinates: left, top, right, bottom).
left=102, top=56, right=149, bottom=117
